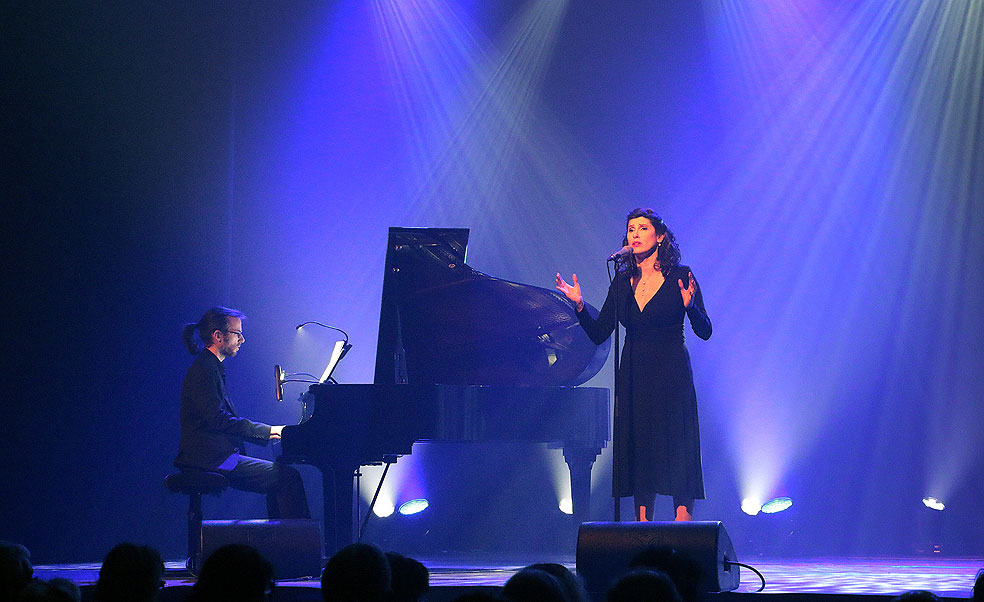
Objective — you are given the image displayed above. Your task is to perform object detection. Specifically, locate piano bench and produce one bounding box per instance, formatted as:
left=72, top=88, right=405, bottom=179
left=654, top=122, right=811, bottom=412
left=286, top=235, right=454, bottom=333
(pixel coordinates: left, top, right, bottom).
left=164, top=470, right=229, bottom=574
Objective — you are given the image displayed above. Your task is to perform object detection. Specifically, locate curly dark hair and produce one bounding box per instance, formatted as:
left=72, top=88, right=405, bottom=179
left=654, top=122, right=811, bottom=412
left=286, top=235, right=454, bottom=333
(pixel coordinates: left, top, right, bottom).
left=619, top=207, right=681, bottom=278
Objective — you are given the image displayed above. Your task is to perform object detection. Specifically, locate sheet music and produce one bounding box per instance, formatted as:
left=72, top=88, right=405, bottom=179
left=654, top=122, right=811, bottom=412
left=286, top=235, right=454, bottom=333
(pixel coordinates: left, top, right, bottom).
left=318, top=340, right=347, bottom=383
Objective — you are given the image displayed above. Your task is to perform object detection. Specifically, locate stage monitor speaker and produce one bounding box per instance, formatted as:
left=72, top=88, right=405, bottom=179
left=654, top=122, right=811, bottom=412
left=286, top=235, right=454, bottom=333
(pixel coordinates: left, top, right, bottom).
left=576, top=521, right=739, bottom=600
left=201, top=519, right=322, bottom=580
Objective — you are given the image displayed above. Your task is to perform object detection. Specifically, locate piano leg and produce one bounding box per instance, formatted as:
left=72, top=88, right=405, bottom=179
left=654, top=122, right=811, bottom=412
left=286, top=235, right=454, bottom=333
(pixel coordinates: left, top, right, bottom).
left=321, top=463, right=357, bottom=557
left=563, top=446, right=602, bottom=530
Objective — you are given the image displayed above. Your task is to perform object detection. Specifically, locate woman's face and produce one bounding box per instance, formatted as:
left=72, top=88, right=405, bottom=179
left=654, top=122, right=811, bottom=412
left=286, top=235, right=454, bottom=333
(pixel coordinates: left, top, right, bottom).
left=626, top=216, right=664, bottom=255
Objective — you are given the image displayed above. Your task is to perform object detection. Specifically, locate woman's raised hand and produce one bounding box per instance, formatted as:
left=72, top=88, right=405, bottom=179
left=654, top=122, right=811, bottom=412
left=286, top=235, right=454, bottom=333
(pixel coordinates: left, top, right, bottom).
left=678, top=271, right=696, bottom=308
left=556, top=273, right=584, bottom=311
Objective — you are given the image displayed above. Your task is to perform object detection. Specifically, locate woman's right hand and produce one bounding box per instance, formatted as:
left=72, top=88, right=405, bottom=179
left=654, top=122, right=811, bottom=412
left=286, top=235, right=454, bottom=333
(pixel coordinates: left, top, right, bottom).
left=555, top=273, right=584, bottom=311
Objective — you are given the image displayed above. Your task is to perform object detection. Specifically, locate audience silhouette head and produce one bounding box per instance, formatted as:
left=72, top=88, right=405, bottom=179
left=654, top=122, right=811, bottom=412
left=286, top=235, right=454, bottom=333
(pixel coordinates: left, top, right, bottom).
left=0, top=541, right=33, bottom=602
left=607, top=569, right=682, bottom=602
left=189, top=544, right=275, bottom=602
left=526, top=563, right=589, bottom=602
left=384, top=552, right=429, bottom=602
left=890, top=591, right=942, bottom=602
left=629, top=547, right=702, bottom=602
left=95, top=543, right=165, bottom=602
left=501, top=568, right=568, bottom=602
left=15, top=579, right=78, bottom=602
left=321, top=543, right=391, bottom=602
left=447, top=593, right=500, bottom=602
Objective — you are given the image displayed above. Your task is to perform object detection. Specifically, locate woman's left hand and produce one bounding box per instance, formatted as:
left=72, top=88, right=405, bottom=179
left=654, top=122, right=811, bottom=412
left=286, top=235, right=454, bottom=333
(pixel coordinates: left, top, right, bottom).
left=678, top=272, right=696, bottom=308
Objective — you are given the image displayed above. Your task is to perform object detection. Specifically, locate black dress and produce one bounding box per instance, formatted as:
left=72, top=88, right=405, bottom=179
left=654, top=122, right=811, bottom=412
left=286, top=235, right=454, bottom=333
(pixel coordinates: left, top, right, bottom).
left=576, top=264, right=711, bottom=500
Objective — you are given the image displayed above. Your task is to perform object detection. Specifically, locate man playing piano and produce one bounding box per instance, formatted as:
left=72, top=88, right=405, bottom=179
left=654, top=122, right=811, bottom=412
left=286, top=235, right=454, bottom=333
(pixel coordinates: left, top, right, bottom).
left=175, top=307, right=310, bottom=518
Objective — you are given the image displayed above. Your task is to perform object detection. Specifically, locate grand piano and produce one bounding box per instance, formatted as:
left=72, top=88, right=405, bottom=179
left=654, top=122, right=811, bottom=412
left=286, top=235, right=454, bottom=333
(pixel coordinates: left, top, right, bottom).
left=281, top=228, right=611, bottom=554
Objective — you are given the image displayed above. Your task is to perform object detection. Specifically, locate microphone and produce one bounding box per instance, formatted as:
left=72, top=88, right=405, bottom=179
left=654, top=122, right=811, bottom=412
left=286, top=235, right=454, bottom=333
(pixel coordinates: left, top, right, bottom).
left=608, top=245, right=633, bottom=261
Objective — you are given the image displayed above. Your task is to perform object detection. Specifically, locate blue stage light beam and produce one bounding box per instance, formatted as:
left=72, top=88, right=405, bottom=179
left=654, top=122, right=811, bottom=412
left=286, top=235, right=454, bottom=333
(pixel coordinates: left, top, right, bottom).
left=359, top=456, right=427, bottom=521
left=690, top=0, right=984, bottom=525
left=367, top=0, right=623, bottom=282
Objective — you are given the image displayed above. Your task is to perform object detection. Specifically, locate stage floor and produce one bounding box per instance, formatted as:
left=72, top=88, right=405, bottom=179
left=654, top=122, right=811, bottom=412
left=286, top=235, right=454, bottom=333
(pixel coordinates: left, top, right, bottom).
left=418, top=556, right=981, bottom=596
left=35, top=555, right=982, bottom=599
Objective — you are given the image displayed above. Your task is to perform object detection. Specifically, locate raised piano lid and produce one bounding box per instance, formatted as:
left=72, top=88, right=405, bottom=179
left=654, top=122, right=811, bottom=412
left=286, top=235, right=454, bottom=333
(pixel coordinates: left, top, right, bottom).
left=373, top=227, right=610, bottom=386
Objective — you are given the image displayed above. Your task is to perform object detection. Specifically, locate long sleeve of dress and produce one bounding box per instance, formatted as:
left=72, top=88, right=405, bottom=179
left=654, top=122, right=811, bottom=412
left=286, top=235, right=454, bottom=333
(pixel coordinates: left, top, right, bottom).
left=575, top=276, right=624, bottom=345
left=686, top=270, right=712, bottom=340
left=581, top=264, right=710, bottom=500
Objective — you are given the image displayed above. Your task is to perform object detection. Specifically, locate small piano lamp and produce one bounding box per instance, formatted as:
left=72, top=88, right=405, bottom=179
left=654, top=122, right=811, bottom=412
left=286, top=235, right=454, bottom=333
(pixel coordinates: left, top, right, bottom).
left=296, top=321, right=352, bottom=384
left=275, top=321, right=351, bottom=400
left=296, top=320, right=350, bottom=340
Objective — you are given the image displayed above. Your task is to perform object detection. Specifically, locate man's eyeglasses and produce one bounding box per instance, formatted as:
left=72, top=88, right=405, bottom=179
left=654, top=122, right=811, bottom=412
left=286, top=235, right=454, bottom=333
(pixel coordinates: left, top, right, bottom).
left=222, top=329, right=245, bottom=341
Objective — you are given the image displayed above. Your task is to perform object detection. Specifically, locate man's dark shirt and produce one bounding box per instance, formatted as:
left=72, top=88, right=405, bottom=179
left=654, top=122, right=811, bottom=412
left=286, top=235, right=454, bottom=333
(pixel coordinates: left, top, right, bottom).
left=175, top=349, right=271, bottom=469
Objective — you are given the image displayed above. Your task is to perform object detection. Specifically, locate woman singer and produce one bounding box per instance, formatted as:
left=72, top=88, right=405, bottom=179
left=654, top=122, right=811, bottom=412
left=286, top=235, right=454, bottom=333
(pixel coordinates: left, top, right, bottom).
left=555, top=208, right=711, bottom=521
